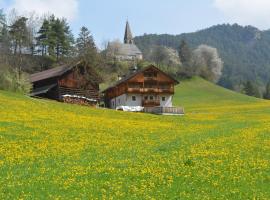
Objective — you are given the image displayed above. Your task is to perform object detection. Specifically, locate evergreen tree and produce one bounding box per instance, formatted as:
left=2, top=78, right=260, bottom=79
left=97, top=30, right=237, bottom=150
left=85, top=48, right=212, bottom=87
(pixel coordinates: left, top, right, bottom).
left=37, top=16, right=74, bottom=61
left=177, top=40, right=194, bottom=78
left=76, top=26, right=97, bottom=63
left=263, top=81, right=270, bottom=99
left=61, top=19, right=74, bottom=57
left=50, top=18, right=74, bottom=60
left=178, top=40, right=192, bottom=66
left=243, top=81, right=261, bottom=98
left=0, top=9, right=10, bottom=54
left=9, top=17, right=29, bottom=55
left=47, top=15, right=57, bottom=58
left=36, top=19, right=50, bottom=56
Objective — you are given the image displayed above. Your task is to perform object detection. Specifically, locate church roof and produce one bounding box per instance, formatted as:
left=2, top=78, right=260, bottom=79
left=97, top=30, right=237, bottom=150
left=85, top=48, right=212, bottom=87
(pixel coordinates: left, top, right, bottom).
left=118, top=43, right=142, bottom=56
left=124, top=21, right=134, bottom=44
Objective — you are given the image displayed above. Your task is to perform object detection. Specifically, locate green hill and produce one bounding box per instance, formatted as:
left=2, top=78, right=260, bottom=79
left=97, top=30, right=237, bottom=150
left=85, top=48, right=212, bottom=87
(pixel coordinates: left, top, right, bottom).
left=135, top=24, right=270, bottom=89
left=0, top=78, right=269, bottom=199
left=174, top=77, right=260, bottom=109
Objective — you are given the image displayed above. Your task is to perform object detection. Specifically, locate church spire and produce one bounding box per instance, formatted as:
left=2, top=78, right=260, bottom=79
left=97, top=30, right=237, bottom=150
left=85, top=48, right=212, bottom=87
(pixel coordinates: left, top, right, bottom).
left=124, top=21, right=134, bottom=44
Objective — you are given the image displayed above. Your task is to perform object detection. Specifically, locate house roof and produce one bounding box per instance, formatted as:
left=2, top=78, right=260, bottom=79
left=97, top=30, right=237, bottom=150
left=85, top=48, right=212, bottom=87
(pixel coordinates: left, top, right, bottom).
left=102, top=65, right=179, bottom=93
left=30, top=64, right=73, bottom=83
left=30, top=62, right=102, bottom=83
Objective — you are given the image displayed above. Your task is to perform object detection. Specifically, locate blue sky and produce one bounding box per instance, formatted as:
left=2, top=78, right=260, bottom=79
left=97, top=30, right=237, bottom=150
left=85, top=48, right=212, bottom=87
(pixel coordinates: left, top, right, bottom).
left=2, top=0, right=270, bottom=47
left=74, top=0, right=224, bottom=47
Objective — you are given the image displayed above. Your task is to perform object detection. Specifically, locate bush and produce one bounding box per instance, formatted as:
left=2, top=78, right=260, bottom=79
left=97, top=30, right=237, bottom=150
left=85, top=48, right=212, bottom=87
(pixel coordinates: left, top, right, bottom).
left=0, top=67, right=32, bottom=94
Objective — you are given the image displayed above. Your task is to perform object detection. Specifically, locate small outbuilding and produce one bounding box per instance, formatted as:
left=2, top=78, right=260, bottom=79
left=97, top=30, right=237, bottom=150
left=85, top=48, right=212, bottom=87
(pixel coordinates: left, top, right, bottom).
left=30, top=61, right=102, bottom=105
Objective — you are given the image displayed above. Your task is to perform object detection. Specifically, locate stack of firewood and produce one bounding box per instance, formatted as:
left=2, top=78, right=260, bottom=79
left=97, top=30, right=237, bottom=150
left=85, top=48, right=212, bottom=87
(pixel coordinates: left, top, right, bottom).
left=62, top=95, right=97, bottom=107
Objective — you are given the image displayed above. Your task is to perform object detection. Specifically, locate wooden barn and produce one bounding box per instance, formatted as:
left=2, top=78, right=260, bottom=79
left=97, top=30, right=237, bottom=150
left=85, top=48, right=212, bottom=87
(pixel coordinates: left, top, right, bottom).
left=30, top=62, right=101, bottom=105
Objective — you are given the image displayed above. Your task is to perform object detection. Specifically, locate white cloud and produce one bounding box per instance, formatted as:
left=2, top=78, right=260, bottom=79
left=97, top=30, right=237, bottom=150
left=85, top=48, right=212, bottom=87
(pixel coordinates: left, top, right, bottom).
left=8, top=0, right=79, bottom=21
left=214, top=0, right=270, bottom=29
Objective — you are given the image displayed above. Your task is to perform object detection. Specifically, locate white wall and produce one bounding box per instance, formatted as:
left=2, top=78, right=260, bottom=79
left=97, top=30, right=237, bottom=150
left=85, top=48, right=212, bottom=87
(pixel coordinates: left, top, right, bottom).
left=126, top=94, right=142, bottom=107
left=159, top=95, right=173, bottom=107
left=110, top=93, right=173, bottom=109
left=110, top=94, right=142, bottom=108
left=110, top=94, right=127, bottom=109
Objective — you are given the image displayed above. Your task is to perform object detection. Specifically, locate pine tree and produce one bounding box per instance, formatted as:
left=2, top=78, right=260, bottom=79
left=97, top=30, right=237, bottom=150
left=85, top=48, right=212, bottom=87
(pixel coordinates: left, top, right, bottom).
left=178, top=40, right=192, bottom=66
left=243, top=81, right=261, bottom=98
left=76, top=26, right=97, bottom=60
left=48, top=15, right=57, bottom=58
left=36, top=19, right=50, bottom=56
left=61, top=19, right=74, bottom=57
left=177, top=40, right=194, bottom=78
left=0, top=9, right=10, bottom=54
left=263, top=81, right=270, bottom=99
left=37, top=16, right=74, bottom=61
left=9, top=17, right=29, bottom=55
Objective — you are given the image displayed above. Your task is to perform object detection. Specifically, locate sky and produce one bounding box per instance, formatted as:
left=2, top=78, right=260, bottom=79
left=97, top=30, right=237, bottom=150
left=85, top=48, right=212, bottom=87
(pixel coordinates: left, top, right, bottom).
left=2, top=0, right=270, bottom=48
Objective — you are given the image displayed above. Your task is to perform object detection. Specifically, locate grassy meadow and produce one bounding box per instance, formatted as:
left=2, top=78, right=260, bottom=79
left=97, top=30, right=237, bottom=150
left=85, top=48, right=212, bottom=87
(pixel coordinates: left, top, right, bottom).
left=0, top=77, right=269, bottom=199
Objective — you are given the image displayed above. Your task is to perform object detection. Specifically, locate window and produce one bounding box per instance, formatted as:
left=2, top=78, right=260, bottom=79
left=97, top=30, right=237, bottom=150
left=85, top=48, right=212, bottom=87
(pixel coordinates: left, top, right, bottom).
left=162, top=97, right=166, bottom=101
left=132, top=96, right=136, bottom=101
left=150, top=96, right=154, bottom=100
left=144, top=96, right=148, bottom=100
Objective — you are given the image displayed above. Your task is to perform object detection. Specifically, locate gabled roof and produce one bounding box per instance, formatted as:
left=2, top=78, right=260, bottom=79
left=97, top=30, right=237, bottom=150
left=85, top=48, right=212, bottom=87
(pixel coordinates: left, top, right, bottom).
left=30, top=61, right=102, bottom=83
left=30, top=64, right=73, bottom=83
left=102, top=65, right=179, bottom=93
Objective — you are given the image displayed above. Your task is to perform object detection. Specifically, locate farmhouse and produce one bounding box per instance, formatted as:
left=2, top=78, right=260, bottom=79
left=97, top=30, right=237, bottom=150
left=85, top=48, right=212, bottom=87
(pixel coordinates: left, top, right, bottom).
left=103, top=65, right=180, bottom=111
left=30, top=62, right=101, bottom=105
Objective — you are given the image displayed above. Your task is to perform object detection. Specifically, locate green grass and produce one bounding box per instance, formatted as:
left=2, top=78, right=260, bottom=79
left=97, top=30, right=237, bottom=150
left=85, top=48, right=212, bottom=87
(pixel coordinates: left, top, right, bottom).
left=174, top=77, right=260, bottom=108
left=0, top=77, right=269, bottom=199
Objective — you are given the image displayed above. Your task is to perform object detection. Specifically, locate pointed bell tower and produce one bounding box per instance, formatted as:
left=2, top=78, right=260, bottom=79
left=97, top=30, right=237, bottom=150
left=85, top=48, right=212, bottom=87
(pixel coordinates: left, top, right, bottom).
left=124, top=21, right=134, bottom=44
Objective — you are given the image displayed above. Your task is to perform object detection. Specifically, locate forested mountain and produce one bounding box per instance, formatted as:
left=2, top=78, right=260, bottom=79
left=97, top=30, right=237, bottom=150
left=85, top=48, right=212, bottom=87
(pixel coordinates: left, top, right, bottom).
left=134, top=24, right=270, bottom=89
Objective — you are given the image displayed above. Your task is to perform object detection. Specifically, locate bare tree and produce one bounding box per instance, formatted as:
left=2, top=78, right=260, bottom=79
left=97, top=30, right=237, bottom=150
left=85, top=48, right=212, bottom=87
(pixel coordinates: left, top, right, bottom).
left=106, top=39, right=121, bottom=59
left=27, top=11, right=42, bottom=55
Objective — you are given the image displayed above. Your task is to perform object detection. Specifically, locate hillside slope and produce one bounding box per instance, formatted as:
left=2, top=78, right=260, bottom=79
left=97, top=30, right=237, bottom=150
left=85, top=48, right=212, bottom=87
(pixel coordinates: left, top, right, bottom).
left=0, top=79, right=269, bottom=199
left=174, top=77, right=260, bottom=109
left=135, top=24, right=270, bottom=89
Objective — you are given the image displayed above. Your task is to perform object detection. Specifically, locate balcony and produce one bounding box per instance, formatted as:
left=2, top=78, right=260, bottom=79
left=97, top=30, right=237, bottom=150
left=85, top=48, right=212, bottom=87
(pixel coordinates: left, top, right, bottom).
left=158, top=88, right=174, bottom=93
left=142, top=100, right=160, bottom=107
left=143, top=88, right=159, bottom=93
left=127, top=87, right=174, bottom=94
left=127, top=87, right=143, bottom=93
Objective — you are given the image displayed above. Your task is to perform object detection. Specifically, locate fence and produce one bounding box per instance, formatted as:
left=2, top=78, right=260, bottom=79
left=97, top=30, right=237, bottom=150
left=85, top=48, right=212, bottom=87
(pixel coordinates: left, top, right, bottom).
left=143, top=106, right=184, bottom=115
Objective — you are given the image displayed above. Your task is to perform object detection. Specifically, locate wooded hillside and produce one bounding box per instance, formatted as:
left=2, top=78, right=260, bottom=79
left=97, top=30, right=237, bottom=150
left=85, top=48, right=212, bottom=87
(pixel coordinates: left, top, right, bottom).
left=134, top=24, right=270, bottom=90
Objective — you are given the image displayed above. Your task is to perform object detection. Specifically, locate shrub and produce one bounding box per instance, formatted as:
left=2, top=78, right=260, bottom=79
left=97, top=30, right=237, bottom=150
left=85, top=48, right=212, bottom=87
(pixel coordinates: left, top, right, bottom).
left=0, top=66, right=32, bottom=94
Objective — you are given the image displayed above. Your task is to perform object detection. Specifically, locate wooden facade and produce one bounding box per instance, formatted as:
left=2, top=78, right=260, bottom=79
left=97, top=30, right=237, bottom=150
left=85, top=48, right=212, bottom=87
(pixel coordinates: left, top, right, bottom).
left=103, top=65, right=179, bottom=108
left=30, top=62, right=101, bottom=104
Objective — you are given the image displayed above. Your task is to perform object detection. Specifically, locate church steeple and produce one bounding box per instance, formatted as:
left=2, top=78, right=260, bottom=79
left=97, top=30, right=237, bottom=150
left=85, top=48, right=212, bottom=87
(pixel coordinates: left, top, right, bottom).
left=124, top=21, right=134, bottom=44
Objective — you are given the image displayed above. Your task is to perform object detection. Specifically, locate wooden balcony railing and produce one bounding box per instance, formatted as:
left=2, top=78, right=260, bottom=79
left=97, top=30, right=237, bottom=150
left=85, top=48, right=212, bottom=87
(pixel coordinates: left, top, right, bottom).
left=142, top=100, right=160, bottom=107
left=127, top=87, right=173, bottom=93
